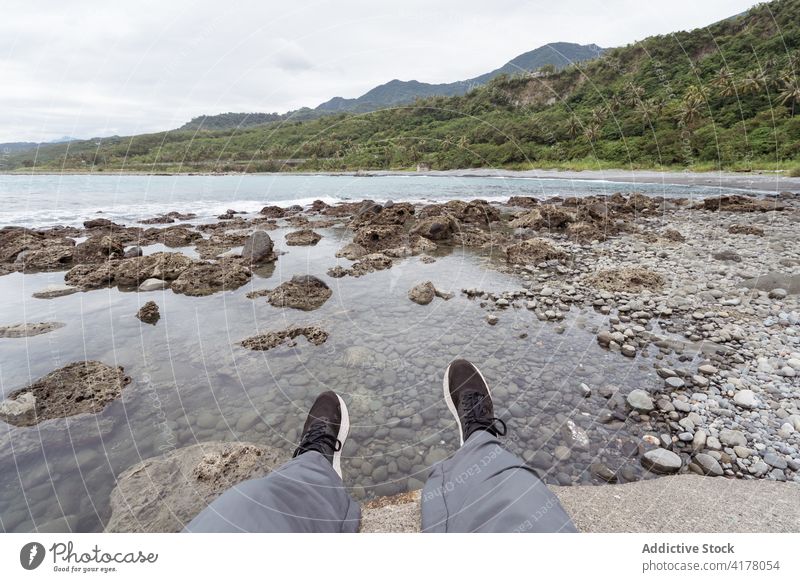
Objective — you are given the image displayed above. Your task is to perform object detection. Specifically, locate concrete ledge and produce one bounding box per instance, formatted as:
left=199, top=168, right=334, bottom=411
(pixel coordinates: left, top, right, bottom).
left=359, top=476, right=800, bottom=533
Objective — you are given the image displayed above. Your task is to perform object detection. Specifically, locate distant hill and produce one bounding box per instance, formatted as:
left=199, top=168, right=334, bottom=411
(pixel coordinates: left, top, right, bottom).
left=315, top=42, right=604, bottom=113
left=182, top=42, right=605, bottom=129
left=0, top=142, right=39, bottom=153
left=0, top=136, right=77, bottom=155
left=179, top=112, right=284, bottom=131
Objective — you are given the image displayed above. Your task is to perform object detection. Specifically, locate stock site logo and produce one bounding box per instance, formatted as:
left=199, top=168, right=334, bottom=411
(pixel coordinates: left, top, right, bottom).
left=20, top=542, right=46, bottom=570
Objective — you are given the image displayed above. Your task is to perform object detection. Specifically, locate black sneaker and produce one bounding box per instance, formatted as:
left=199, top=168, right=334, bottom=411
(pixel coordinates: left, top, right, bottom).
left=292, top=390, right=350, bottom=478
left=443, top=359, right=507, bottom=445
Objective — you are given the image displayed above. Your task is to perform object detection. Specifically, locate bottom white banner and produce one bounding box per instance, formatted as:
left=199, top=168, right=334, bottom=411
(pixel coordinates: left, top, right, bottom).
left=1, top=533, right=797, bottom=581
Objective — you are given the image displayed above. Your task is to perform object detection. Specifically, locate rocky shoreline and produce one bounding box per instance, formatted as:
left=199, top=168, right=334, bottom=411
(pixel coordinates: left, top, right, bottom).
left=1, top=187, right=799, bottom=531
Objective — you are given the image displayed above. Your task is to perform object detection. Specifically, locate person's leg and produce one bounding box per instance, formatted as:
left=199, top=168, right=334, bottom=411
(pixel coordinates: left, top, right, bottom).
left=184, top=391, right=360, bottom=532
left=421, top=359, right=577, bottom=533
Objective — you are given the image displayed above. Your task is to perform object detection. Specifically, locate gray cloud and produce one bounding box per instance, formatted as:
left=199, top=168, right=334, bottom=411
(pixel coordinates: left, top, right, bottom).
left=1, top=0, right=760, bottom=142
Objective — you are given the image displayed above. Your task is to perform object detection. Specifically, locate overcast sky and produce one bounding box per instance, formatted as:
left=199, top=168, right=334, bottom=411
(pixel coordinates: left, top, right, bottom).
left=1, top=0, right=761, bottom=142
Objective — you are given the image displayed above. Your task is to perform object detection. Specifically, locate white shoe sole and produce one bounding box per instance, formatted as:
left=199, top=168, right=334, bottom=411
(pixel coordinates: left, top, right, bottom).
left=443, top=361, right=491, bottom=446
left=332, top=393, right=350, bottom=479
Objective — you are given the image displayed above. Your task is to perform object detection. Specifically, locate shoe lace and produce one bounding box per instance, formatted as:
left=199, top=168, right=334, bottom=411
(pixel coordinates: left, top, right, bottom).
left=292, top=420, right=342, bottom=458
left=461, top=391, right=507, bottom=438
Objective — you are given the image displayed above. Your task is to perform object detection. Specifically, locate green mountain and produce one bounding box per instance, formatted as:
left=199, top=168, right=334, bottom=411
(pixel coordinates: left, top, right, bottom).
left=314, top=42, right=604, bottom=113
left=8, top=0, right=800, bottom=173
left=176, top=42, right=603, bottom=131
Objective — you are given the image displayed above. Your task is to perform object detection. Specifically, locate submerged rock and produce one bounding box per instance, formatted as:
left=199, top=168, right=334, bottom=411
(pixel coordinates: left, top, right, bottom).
left=241, top=326, right=329, bottom=350
left=32, top=284, right=79, bottom=299
left=171, top=259, right=251, bottom=296
left=64, top=262, right=116, bottom=290
left=138, top=278, right=169, bottom=292
left=335, top=242, right=367, bottom=260
left=105, top=442, right=286, bottom=532
left=0, top=322, right=65, bottom=338
left=136, top=301, right=160, bottom=325
left=0, top=361, right=130, bottom=427
left=115, top=252, right=194, bottom=287
left=285, top=229, right=322, bottom=246
left=267, top=275, right=332, bottom=311
left=408, top=282, right=435, bottom=305
left=327, top=253, right=392, bottom=278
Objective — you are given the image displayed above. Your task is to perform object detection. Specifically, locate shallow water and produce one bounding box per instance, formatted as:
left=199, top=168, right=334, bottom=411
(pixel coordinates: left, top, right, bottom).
left=0, top=173, right=757, bottom=228
left=0, top=216, right=674, bottom=532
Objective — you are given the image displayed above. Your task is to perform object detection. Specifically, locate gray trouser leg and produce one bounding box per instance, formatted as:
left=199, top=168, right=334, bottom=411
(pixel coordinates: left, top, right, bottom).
left=421, top=430, right=577, bottom=532
left=184, top=451, right=361, bottom=532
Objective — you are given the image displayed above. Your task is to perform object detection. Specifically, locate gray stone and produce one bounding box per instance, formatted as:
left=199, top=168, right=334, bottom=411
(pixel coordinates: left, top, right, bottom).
left=138, top=278, right=169, bottom=292
left=0, top=392, right=36, bottom=419
left=425, top=448, right=449, bottom=466
left=733, top=390, right=758, bottom=409
left=719, top=429, right=747, bottom=447
left=241, top=230, right=276, bottom=264
left=560, top=420, right=590, bottom=451
left=692, top=453, right=723, bottom=477
left=763, top=453, right=788, bottom=470
left=665, top=376, right=685, bottom=389
left=553, top=445, right=571, bottom=461
left=768, top=288, right=788, bottom=299
left=691, top=430, right=707, bottom=452
left=235, top=411, right=260, bottom=433
left=196, top=412, right=217, bottom=430
left=641, top=448, right=682, bottom=474
left=626, top=389, right=654, bottom=413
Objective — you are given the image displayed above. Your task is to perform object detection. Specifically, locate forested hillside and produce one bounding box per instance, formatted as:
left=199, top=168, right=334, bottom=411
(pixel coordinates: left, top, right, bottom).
left=8, top=0, right=800, bottom=173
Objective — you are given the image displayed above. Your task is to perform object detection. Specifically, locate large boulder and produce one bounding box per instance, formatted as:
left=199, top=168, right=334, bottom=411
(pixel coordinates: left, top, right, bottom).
left=64, top=262, right=117, bottom=290
left=259, top=205, right=286, bottom=218
left=641, top=448, right=683, bottom=474
left=142, top=226, right=202, bottom=247
left=267, top=275, right=332, bottom=311
left=353, top=224, right=405, bottom=252
left=506, top=238, right=567, bottom=265
left=285, top=229, right=322, bottom=246
left=241, top=230, right=277, bottom=264
left=171, top=259, right=252, bottom=296
left=0, top=361, right=130, bottom=427
left=72, top=235, right=125, bottom=264
left=1, top=227, right=76, bottom=271
left=115, top=252, right=194, bottom=287
left=410, top=216, right=458, bottom=241
left=105, top=442, right=286, bottom=532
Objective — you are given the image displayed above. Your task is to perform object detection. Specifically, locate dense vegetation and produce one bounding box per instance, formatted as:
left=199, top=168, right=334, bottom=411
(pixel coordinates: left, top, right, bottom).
left=9, top=0, right=800, bottom=173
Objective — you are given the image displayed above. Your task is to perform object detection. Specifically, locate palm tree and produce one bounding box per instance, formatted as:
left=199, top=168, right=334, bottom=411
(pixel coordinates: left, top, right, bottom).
left=679, top=97, right=703, bottom=127
left=739, top=69, right=767, bottom=95
left=565, top=116, right=581, bottom=138
left=711, top=68, right=736, bottom=98
left=777, top=74, right=800, bottom=116
left=583, top=122, right=601, bottom=142
left=625, top=83, right=646, bottom=106
left=635, top=98, right=659, bottom=127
